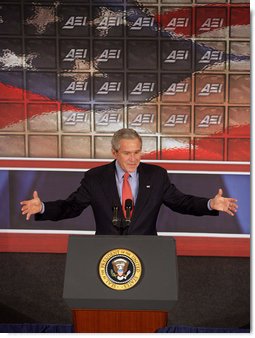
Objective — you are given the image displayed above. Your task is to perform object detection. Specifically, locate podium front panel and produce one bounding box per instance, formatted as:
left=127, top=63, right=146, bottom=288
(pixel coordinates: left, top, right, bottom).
left=63, top=235, right=178, bottom=311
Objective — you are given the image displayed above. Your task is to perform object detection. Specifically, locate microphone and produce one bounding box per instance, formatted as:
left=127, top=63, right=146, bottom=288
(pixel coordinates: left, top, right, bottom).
left=112, top=206, right=119, bottom=227
left=125, top=199, right=133, bottom=225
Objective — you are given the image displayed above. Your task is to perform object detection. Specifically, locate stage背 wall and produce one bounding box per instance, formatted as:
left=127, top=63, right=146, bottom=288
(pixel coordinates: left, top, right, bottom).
left=0, top=0, right=250, bottom=160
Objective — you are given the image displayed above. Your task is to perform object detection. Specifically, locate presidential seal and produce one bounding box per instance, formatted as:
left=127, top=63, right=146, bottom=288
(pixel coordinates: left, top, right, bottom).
left=98, top=248, right=142, bottom=290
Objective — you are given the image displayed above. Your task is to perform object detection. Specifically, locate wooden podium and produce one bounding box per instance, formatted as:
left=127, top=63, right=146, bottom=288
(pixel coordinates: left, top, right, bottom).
left=63, top=235, right=178, bottom=333
left=72, top=309, right=168, bottom=333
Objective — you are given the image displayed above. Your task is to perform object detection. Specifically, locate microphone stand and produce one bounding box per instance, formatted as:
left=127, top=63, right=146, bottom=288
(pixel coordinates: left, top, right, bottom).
left=112, top=206, right=119, bottom=227
left=112, top=206, right=123, bottom=234
left=123, top=199, right=133, bottom=233
left=112, top=200, right=133, bottom=235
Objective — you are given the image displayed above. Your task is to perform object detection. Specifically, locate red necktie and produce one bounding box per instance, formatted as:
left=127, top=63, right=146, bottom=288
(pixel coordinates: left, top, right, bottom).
left=122, top=172, right=133, bottom=218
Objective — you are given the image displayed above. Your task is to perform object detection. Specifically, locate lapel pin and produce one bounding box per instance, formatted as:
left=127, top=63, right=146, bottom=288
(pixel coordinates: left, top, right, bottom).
left=146, top=185, right=150, bottom=188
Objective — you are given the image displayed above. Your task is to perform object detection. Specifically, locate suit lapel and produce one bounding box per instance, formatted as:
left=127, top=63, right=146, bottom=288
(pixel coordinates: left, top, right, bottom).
left=131, top=163, right=152, bottom=224
left=100, top=161, right=121, bottom=208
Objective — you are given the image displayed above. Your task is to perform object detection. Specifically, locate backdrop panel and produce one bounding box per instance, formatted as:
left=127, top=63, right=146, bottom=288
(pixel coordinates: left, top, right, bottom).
left=0, top=169, right=250, bottom=235
left=0, top=0, right=250, bottom=162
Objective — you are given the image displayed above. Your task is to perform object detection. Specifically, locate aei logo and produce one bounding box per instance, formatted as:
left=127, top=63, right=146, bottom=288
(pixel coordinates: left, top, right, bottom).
left=166, top=18, right=189, bottom=29
left=199, top=18, right=224, bottom=31
left=97, top=82, right=121, bottom=94
left=64, top=81, right=88, bottom=94
left=63, top=49, right=88, bottom=62
left=198, top=115, right=222, bottom=127
left=198, top=51, right=223, bottom=63
left=164, top=114, right=188, bottom=127
left=62, top=16, right=87, bottom=29
left=164, top=50, right=189, bottom=63
left=130, top=113, right=154, bottom=126
left=96, top=16, right=121, bottom=30
left=96, top=113, right=121, bottom=125
left=97, top=49, right=121, bottom=62
left=165, top=83, right=189, bottom=95
left=130, top=82, right=155, bottom=95
left=198, top=83, right=223, bottom=96
left=130, top=17, right=155, bottom=30
left=64, top=112, right=89, bottom=125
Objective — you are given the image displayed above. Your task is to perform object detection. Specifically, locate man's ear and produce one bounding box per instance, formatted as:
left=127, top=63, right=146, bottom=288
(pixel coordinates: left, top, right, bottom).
left=112, top=148, right=117, bottom=159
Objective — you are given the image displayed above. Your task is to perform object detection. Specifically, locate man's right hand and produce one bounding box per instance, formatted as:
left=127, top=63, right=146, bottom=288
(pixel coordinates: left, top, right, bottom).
left=20, top=191, right=43, bottom=220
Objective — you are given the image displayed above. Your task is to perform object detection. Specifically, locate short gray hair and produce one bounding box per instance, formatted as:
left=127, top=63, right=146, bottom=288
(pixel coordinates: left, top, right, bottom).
left=111, top=128, right=142, bottom=151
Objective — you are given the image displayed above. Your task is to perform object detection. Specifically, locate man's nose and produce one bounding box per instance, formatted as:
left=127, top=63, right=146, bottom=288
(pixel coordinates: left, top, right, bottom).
left=129, top=153, right=135, bottom=161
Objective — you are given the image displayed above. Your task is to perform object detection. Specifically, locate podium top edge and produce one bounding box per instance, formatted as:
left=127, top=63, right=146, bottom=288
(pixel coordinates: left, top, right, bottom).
left=68, top=235, right=176, bottom=241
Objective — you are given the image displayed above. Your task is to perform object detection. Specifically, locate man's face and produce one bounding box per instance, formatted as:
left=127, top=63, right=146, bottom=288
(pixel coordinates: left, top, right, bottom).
left=112, top=138, right=142, bottom=173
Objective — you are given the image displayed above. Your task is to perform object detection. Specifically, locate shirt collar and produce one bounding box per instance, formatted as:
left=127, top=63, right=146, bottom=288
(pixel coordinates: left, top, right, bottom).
left=115, top=161, right=138, bottom=182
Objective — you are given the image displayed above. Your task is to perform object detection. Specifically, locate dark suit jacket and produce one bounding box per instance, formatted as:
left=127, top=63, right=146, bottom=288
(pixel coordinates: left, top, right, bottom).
left=35, top=161, right=218, bottom=235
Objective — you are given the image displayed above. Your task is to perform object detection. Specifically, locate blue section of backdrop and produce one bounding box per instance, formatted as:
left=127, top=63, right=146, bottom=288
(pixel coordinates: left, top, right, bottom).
left=222, top=174, right=250, bottom=234
left=0, top=170, right=10, bottom=228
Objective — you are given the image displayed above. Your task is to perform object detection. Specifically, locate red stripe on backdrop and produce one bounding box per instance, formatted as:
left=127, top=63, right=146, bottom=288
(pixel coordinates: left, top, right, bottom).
left=0, top=83, right=91, bottom=129
left=0, top=159, right=250, bottom=172
left=175, top=236, right=250, bottom=257
left=156, top=3, right=250, bottom=37
left=0, top=233, right=250, bottom=257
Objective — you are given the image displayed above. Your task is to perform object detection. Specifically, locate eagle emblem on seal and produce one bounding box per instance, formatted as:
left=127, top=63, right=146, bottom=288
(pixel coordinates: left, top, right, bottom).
left=111, top=258, right=131, bottom=280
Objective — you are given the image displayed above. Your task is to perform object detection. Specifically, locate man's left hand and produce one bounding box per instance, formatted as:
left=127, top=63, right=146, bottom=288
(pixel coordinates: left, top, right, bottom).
left=210, top=188, right=238, bottom=216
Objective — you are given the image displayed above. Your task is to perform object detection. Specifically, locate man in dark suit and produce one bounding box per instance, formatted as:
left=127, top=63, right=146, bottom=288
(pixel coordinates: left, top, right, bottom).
left=20, top=128, right=238, bottom=235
